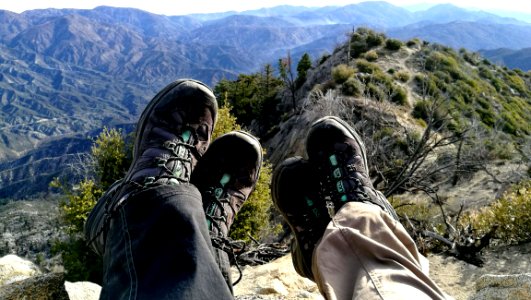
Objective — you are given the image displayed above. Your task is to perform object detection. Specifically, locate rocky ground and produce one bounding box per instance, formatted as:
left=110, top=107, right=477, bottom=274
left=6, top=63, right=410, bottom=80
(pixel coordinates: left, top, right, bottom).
left=233, top=242, right=531, bottom=299
left=0, top=231, right=529, bottom=299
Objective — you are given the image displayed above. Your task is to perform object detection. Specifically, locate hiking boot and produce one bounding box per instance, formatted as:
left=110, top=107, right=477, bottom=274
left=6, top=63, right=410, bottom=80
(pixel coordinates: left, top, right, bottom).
left=306, top=116, right=399, bottom=221
left=271, top=156, right=326, bottom=281
left=191, top=130, right=262, bottom=286
left=86, top=79, right=218, bottom=252
left=123, top=79, right=218, bottom=188
left=107, top=79, right=216, bottom=199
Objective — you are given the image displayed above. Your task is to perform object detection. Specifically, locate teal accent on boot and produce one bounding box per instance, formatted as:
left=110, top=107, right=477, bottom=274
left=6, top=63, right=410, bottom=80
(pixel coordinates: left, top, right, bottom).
left=337, top=181, right=345, bottom=193
left=312, top=207, right=321, bottom=218
left=220, top=173, right=231, bottom=187
left=329, top=155, right=338, bottom=166
left=214, top=188, right=223, bottom=199
left=333, top=168, right=341, bottom=178
left=182, top=130, right=191, bottom=142
left=341, top=194, right=348, bottom=202
left=305, top=196, right=314, bottom=207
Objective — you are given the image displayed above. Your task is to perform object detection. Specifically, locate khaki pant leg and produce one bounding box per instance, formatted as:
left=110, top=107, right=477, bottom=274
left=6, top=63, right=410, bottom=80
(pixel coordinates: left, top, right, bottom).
left=312, top=202, right=450, bottom=300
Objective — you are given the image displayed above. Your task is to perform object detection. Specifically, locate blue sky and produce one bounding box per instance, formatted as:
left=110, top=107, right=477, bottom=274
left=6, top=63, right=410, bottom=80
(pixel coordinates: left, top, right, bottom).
left=2, top=0, right=530, bottom=15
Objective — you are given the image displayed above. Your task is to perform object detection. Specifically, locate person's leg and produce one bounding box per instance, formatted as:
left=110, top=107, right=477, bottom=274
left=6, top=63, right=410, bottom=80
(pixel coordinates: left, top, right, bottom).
left=102, top=184, right=232, bottom=299
left=312, top=202, right=446, bottom=299
left=85, top=79, right=233, bottom=299
left=272, top=116, right=449, bottom=299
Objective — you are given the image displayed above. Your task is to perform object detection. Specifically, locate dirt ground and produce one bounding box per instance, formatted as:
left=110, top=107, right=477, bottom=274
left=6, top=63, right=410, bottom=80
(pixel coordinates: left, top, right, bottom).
left=429, top=242, right=531, bottom=299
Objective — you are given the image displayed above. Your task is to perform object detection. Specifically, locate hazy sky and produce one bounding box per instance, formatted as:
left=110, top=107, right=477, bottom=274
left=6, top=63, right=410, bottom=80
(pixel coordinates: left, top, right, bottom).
left=2, top=0, right=531, bottom=15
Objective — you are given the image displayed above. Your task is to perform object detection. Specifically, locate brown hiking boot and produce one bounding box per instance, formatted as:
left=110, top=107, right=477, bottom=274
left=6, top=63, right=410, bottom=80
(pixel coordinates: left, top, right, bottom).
left=191, top=130, right=262, bottom=286
left=306, top=116, right=399, bottom=220
left=108, top=79, right=218, bottom=209
left=271, top=156, right=327, bottom=281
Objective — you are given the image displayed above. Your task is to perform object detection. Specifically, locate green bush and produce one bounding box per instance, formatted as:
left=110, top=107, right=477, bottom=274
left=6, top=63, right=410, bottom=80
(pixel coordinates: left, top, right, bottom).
left=412, top=100, right=431, bottom=121
left=319, top=53, right=331, bottom=65
left=385, top=38, right=403, bottom=51
left=342, top=77, right=363, bottom=97
left=414, top=74, right=441, bottom=98
left=366, top=83, right=386, bottom=101
left=463, top=180, right=531, bottom=243
left=365, top=31, right=385, bottom=47
left=356, top=59, right=380, bottom=74
left=364, top=50, right=379, bottom=62
left=425, top=51, right=462, bottom=80
left=391, top=86, right=408, bottom=106
left=394, top=71, right=410, bottom=83
left=406, top=39, right=420, bottom=47
left=332, top=64, right=355, bottom=84
left=349, top=28, right=385, bottom=58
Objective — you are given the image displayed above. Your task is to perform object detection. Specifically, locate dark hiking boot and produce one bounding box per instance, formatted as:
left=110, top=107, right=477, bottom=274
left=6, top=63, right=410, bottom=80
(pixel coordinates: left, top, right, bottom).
left=191, top=130, right=262, bottom=287
left=271, top=156, right=327, bottom=281
left=124, top=79, right=217, bottom=188
left=306, top=116, right=399, bottom=221
left=85, top=79, right=217, bottom=254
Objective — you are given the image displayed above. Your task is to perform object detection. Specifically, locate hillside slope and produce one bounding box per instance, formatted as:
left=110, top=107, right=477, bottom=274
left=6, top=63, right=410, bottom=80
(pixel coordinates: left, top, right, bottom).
left=263, top=29, right=530, bottom=208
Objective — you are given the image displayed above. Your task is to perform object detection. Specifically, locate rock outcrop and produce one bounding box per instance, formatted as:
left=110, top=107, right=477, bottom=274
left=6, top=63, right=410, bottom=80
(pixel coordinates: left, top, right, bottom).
left=0, top=254, right=101, bottom=300
left=234, top=254, right=323, bottom=299
left=471, top=274, right=531, bottom=300
left=0, top=254, right=41, bottom=285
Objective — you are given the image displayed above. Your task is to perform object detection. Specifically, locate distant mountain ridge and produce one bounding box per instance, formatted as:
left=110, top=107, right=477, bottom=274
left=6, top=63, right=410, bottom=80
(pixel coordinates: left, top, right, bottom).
left=1, top=1, right=530, bottom=198
left=480, top=48, right=531, bottom=71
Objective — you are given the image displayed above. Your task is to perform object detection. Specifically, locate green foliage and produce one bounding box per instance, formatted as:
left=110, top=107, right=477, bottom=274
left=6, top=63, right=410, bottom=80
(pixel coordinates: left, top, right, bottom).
left=296, top=53, right=312, bottom=88
left=504, top=73, right=528, bottom=95
left=413, top=100, right=438, bottom=123
left=406, top=38, right=420, bottom=47
left=92, top=128, right=131, bottom=188
left=391, top=86, right=408, bottom=106
left=364, top=50, right=379, bottom=62
left=349, top=27, right=385, bottom=58
left=51, top=128, right=130, bottom=282
left=394, top=70, right=410, bottom=83
left=52, top=179, right=103, bottom=234
left=463, top=180, right=531, bottom=244
left=414, top=74, right=441, bottom=98
left=385, top=38, right=403, bottom=51
left=319, top=53, right=331, bottom=65
left=425, top=51, right=463, bottom=80
left=331, top=64, right=355, bottom=84
left=366, top=83, right=386, bottom=101
left=212, top=104, right=241, bottom=140
left=214, top=67, right=283, bottom=136
left=342, top=77, right=363, bottom=97
left=356, top=59, right=380, bottom=74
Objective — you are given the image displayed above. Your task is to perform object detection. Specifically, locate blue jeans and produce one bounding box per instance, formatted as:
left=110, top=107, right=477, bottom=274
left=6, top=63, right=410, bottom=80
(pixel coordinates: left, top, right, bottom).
left=85, top=184, right=233, bottom=299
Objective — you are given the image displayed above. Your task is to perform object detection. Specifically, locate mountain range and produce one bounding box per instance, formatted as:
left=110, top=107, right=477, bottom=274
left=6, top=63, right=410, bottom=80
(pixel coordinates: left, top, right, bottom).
left=0, top=1, right=530, bottom=198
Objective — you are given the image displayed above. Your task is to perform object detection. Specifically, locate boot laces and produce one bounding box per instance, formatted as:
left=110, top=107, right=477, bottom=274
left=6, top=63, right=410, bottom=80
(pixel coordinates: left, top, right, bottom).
left=320, top=152, right=369, bottom=216
left=203, top=173, right=246, bottom=284
left=141, top=128, right=198, bottom=187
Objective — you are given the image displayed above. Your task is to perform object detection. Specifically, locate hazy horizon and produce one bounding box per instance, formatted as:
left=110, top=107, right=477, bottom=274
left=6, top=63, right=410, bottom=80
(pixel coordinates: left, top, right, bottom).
left=2, top=0, right=531, bottom=16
